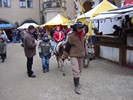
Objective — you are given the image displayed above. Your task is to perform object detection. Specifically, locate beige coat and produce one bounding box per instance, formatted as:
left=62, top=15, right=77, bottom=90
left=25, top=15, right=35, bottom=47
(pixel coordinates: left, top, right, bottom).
left=24, top=32, right=36, bottom=58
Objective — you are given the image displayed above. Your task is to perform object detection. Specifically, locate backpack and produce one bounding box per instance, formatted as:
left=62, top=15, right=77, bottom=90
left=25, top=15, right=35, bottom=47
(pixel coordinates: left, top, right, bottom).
left=40, top=41, right=51, bottom=56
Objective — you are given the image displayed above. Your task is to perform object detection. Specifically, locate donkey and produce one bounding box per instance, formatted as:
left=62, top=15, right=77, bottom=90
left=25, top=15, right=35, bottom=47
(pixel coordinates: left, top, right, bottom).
left=54, top=41, right=66, bottom=76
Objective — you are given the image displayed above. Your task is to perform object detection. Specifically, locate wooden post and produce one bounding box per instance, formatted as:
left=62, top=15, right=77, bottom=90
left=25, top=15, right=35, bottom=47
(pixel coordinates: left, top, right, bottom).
left=123, top=48, right=127, bottom=65
left=119, top=47, right=126, bottom=65
left=94, top=45, right=100, bottom=57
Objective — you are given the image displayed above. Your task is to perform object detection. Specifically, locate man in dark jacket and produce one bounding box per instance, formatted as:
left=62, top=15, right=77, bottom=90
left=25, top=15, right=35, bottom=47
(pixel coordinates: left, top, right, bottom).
left=23, top=25, right=37, bottom=78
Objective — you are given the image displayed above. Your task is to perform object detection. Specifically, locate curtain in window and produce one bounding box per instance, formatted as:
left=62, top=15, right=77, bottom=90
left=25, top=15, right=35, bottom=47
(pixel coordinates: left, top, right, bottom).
left=27, top=0, right=33, bottom=8
left=0, top=0, right=2, bottom=7
left=4, top=0, right=10, bottom=7
left=20, top=0, right=26, bottom=8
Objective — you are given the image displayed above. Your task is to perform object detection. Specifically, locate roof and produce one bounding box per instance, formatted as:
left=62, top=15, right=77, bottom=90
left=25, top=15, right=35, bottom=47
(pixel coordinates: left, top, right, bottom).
left=89, top=7, right=133, bottom=21
left=89, top=5, right=133, bottom=21
left=102, top=5, right=133, bottom=14
left=77, top=0, right=118, bottom=19
left=41, top=14, right=69, bottom=27
left=17, top=23, right=38, bottom=29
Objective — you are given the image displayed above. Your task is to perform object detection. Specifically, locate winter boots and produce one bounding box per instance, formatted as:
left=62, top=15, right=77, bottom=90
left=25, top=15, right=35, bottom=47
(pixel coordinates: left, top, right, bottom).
left=43, top=66, right=49, bottom=73
left=73, top=77, right=81, bottom=94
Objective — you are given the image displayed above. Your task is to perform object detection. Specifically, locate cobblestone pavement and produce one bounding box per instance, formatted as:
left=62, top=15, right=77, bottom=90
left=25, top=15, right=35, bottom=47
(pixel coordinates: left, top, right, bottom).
left=0, top=43, right=133, bottom=100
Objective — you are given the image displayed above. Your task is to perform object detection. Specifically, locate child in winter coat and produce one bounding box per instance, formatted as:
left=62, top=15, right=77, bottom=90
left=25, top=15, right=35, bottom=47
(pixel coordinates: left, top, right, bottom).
left=38, top=34, right=51, bottom=73
left=0, top=37, right=6, bottom=63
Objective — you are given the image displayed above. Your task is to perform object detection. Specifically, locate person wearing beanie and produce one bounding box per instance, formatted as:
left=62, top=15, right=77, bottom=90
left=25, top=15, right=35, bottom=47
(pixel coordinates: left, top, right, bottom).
left=38, top=34, right=51, bottom=73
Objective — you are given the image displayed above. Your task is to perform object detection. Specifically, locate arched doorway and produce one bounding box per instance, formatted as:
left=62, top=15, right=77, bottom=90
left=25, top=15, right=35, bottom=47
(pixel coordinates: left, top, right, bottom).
left=0, top=20, right=12, bottom=29
left=0, top=20, right=9, bottom=24
left=0, top=19, right=13, bottom=41
left=21, top=19, right=38, bottom=26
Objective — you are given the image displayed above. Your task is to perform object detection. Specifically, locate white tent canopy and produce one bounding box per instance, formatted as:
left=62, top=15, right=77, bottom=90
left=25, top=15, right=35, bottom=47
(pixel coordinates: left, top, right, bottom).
left=90, top=13, right=118, bottom=21
left=90, top=8, right=133, bottom=21
left=101, top=6, right=133, bottom=14
left=17, top=23, right=38, bottom=29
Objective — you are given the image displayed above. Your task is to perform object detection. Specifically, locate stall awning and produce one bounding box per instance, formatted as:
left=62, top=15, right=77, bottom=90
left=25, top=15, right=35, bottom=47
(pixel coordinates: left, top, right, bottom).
left=90, top=13, right=118, bottom=21
left=90, top=9, right=133, bottom=21
left=41, top=14, right=69, bottom=27
left=0, top=23, right=13, bottom=29
left=17, top=23, right=39, bottom=29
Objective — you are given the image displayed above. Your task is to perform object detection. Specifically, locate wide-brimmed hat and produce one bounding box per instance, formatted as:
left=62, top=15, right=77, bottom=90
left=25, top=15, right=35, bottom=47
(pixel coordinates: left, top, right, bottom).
left=75, top=22, right=84, bottom=28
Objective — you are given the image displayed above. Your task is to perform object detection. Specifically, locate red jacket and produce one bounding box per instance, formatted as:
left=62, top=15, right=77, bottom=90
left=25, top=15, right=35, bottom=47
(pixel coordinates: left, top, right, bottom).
left=53, top=30, right=65, bottom=42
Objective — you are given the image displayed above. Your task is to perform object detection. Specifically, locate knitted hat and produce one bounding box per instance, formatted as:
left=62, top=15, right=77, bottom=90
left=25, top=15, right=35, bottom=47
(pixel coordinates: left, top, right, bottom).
left=42, top=34, right=49, bottom=42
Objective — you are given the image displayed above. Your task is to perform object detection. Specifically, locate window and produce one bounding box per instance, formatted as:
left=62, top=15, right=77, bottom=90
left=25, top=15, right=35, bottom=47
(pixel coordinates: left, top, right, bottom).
left=19, top=0, right=26, bottom=8
left=27, top=0, right=33, bottom=8
left=3, top=0, right=10, bottom=7
left=0, top=0, right=2, bottom=7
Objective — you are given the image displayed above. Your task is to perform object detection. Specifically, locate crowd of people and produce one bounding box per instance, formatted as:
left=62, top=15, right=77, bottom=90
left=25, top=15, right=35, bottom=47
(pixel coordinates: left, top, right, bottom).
left=0, top=13, right=133, bottom=95
left=22, top=22, right=91, bottom=94
left=0, top=21, right=95, bottom=94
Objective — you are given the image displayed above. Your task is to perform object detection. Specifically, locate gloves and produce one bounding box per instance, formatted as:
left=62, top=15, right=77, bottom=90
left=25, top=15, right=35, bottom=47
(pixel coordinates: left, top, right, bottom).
left=39, top=53, right=42, bottom=58
left=48, top=53, right=51, bottom=59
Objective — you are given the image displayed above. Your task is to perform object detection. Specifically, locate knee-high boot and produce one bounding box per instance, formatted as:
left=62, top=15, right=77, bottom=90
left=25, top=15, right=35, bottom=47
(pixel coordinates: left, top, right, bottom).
left=73, top=77, right=81, bottom=94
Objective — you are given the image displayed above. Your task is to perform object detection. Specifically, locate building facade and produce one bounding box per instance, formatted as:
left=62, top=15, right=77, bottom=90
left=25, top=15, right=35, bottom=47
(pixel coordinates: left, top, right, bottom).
left=0, top=0, right=123, bottom=27
left=42, top=0, right=76, bottom=22
left=0, top=0, right=77, bottom=27
left=0, top=0, right=44, bottom=27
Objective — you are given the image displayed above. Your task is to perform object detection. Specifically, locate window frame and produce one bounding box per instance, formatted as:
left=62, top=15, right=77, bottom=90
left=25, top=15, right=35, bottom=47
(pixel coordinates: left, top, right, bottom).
left=19, top=0, right=26, bottom=8
left=3, top=0, right=11, bottom=8
left=27, top=0, right=33, bottom=8
left=0, top=0, right=2, bottom=7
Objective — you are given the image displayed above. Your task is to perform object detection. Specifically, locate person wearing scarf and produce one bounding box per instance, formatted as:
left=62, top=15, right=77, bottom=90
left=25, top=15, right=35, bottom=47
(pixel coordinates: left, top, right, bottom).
left=62, top=22, right=85, bottom=94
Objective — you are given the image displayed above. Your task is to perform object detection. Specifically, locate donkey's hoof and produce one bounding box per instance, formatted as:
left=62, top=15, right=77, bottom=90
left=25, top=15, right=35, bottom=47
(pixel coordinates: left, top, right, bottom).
left=63, top=73, right=65, bottom=76
left=83, top=65, right=88, bottom=68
